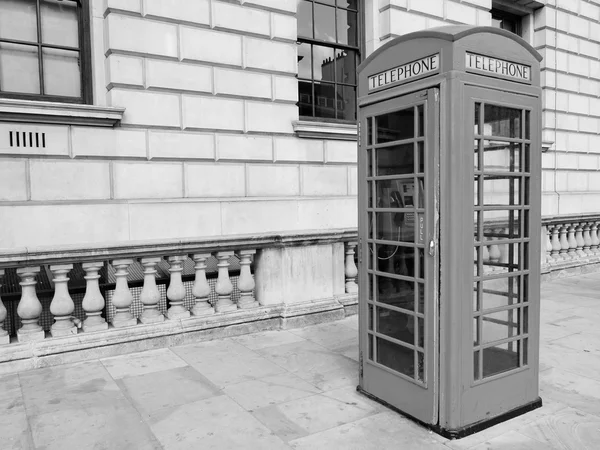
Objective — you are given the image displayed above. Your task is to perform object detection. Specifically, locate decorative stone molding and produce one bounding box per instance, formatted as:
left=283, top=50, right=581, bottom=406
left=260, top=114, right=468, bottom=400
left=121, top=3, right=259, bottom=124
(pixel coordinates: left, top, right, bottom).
left=0, top=98, right=124, bottom=127
left=293, top=120, right=358, bottom=141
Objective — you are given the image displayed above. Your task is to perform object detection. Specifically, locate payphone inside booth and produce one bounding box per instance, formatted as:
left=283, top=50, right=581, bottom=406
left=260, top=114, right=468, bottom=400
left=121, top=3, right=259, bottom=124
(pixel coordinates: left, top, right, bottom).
left=356, top=26, right=542, bottom=438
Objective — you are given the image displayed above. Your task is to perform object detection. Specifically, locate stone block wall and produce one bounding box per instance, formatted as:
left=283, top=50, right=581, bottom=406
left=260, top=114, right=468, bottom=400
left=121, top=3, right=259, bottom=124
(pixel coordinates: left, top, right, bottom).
left=0, top=0, right=358, bottom=250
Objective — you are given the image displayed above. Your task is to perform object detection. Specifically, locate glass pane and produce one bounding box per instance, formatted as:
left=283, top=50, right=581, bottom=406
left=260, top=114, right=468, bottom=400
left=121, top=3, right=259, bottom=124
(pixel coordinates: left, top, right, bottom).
left=376, top=108, right=415, bottom=143
left=525, top=110, right=531, bottom=139
left=42, top=47, right=80, bottom=97
left=368, top=304, right=373, bottom=330
left=482, top=277, right=520, bottom=310
left=418, top=317, right=424, bottom=348
left=297, top=43, right=311, bottom=79
left=376, top=337, right=415, bottom=379
left=0, top=42, right=40, bottom=94
left=313, top=45, right=335, bottom=82
left=474, top=211, right=480, bottom=241
left=523, top=306, right=529, bottom=334
left=524, top=144, right=530, bottom=173
left=416, top=178, right=425, bottom=208
left=368, top=334, right=373, bottom=359
left=483, top=242, right=520, bottom=274
left=0, top=0, right=38, bottom=42
left=367, top=149, right=372, bottom=176
left=474, top=351, right=480, bottom=380
left=416, top=282, right=424, bottom=313
left=418, top=105, right=424, bottom=137
left=375, top=212, right=413, bottom=243
left=482, top=210, right=521, bottom=241
left=482, top=175, right=520, bottom=206
left=41, top=0, right=78, bottom=47
left=337, top=0, right=358, bottom=9
left=314, top=82, right=336, bottom=119
left=474, top=140, right=480, bottom=171
left=377, top=306, right=415, bottom=345
left=336, top=84, right=356, bottom=120
left=314, top=3, right=336, bottom=43
left=417, top=352, right=424, bottom=381
left=417, top=142, right=424, bottom=173
left=474, top=317, right=480, bottom=345
left=474, top=177, right=480, bottom=205
left=298, top=80, right=312, bottom=116
left=523, top=338, right=528, bottom=364
left=375, top=244, right=415, bottom=278
left=484, top=104, right=522, bottom=138
left=335, top=50, right=356, bottom=84
left=473, top=282, right=479, bottom=310
left=318, top=0, right=335, bottom=5
left=368, top=273, right=374, bottom=301
left=482, top=309, right=520, bottom=344
left=367, top=118, right=373, bottom=146
left=375, top=144, right=414, bottom=176
left=418, top=249, right=424, bottom=279
left=297, top=0, right=313, bottom=39
left=337, top=10, right=357, bottom=46
left=483, top=341, right=520, bottom=378
left=483, top=141, right=521, bottom=172
left=474, top=103, right=481, bottom=134
left=376, top=276, right=414, bottom=311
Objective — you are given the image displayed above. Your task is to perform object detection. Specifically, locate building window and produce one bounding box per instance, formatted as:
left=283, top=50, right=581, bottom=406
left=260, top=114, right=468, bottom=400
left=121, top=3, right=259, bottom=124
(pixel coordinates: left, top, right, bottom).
left=491, top=9, right=522, bottom=36
left=0, top=0, right=92, bottom=103
left=297, top=0, right=359, bottom=121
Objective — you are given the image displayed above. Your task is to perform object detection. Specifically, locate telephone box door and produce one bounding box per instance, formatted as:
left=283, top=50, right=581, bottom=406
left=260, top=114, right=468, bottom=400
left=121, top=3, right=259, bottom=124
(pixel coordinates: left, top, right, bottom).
left=359, top=88, right=439, bottom=424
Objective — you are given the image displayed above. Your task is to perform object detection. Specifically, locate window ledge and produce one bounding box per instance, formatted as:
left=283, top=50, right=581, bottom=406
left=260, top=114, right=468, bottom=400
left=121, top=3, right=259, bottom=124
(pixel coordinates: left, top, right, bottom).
left=0, top=99, right=125, bottom=127
left=293, top=120, right=357, bottom=141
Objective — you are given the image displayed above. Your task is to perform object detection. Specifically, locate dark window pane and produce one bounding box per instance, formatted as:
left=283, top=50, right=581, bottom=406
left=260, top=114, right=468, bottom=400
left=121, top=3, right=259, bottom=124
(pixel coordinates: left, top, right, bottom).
left=418, top=317, right=424, bottom=348
left=0, top=0, right=38, bottom=42
left=375, top=244, right=415, bottom=278
left=298, top=80, right=313, bottom=117
left=417, top=282, right=424, bottom=313
left=335, top=50, right=356, bottom=84
left=474, top=351, right=480, bottom=380
left=338, top=0, right=358, bottom=9
left=0, top=42, right=40, bottom=94
left=418, top=142, right=424, bottom=173
left=377, top=306, right=415, bottom=345
left=525, top=110, right=530, bottom=139
left=376, top=212, right=414, bottom=243
left=297, top=43, right=311, bottom=79
left=376, top=108, right=415, bottom=143
left=43, top=47, right=81, bottom=97
left=376, top=276, right=414, bottom=311
left=314, top=3, right=336, bottom=43
left=474, top=103, right=481, bottom=134
left=337, top=10, right=357, bottom=46
left=313, top=45, right=335, bottom=82
left=375, top=143, right=414, bottom=176
left=376, top=337, right=415, bottom=379
left=417, top=352, right=424, bottom=381
left=417, top=105, right=424, bottom=137
left=484, top=104, right=521, bottom=138
left=483, top=341, right=520, bottom=377
left=368, top=118, right=373, bottom=146
left=318, top=0, right=336, bottom=5
left=314, top=82, right=336, bottom=119
left=336, top=84, right=355, bottom=120
left=41, top=0, right=79, bottom=47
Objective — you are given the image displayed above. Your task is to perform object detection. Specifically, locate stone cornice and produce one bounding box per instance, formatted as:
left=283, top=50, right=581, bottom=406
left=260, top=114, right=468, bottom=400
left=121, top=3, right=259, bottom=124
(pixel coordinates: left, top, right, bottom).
left=293, top=120, right=358, bottom=141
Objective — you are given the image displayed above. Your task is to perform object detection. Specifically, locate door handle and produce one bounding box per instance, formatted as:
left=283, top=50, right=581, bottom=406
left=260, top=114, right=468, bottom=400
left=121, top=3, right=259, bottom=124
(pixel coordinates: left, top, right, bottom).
left=429, top=240, right=435, bottom=257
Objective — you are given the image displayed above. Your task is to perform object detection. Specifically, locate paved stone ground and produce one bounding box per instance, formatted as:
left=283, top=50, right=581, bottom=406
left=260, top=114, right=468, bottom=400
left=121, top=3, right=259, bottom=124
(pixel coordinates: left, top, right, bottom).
left=2, top=273, right=600, bottom=449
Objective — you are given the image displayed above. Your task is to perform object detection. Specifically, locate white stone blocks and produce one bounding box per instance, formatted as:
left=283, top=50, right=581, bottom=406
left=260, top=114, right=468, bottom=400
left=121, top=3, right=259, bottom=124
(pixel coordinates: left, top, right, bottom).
left=146, top=60, right=212, bottom=93
left=296, top=198, right=358, bottom=229
left=273, top=76, right=298, bottom=102
left=274, top=137, right=324, bottom=162
left=0, top=160, right=27, bottom=201
left=556, top=113, right=577, bottom=131
left=410, top=0, right=443, bottom=17
left=71, top=128, right=147, bottom=159
left=445, top=1, right=478, bottom=25
left=567, top=54, right=589, bottom=76
left=569, top=133, right=590, bottom=153
left=244, top=38, right=296, bottom=73
left=213, top=1, right=270, bottom=36
left=0, top=204, right=130, bottom=248
left=214, top=68, right=272, bottom=99
left=105, top=14, right=178, bottom=58
left=246, top=102, right=296, bottom=133
left=271, top=13, right=297, bottom=40
left=578, top=154, right=599, bottom=171
left=476, top=10, right=491, bottom=26
left=220, top=200, right=299, bottom=235
left=301, top=166, right=348, bottom=196
left=105, top=0, right=141, bottom=14
left=128, top=202, right=222, bottom=240
left=568, top=94, right=589, bottom=115
left=325, top=141, right=357, bottom=163
left=580, top=117, right=599, bottom=134
left=182, top=96, right=245, bottom=131
left=180, top=27, right=242, bottom=67
left=149, top=131, right=215, bottom=160
left=242, top=0, right=296, bottom=13
left=185, top=163, right=246, bottom=197
left=29, top=161, right=110, bottom=201
left=106, top=55, right=144, bottom=87
left=556, top=153, right=579, bottom=171
left=460, top=0, right=491, bottom=8
left=217, top=134, right=273, bottom=161
left=382, top=10, right=427, bottom=36
left=113, top=162, right=183, bottom=199
left=247, top=164, right=300, bottom=196
left=348, top=166, right=358, bottom=196
left=143, top=0, right=210, bottom=25
left=0, top=123, right=69, bottom=157
left=108, top=89, right=181, bottom=127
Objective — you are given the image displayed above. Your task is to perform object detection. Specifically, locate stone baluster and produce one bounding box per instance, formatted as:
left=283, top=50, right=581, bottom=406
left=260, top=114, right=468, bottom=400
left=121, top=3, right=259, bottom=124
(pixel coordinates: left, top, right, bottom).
left=345, top=242, right=359, bottom=294
left=591, top=221, right=600, bottom=255
left=488, top=237, right=501, bottom=270
left=583, top=222, right=593, bottom=256
left=214, top=251, right=237, bottom=313
left=575, top=222, right=586, bottom=258
left=567, top=223, right=578, bottom=259
left=166, top=255, right=190, bottom=320
left=110, top=259, right=137, bottom=328
left=544, top=226, right=553, bottom=264
left=190, top=253, right=214, bottom=316
left=82, top=262, right=108, bottom=332
left=0, top=270, right=8, bottom=345
left=237, top=250, right=259, bottom=309
left=16, top=267, right=44, bottom=342
left=482, top=242, right=491, bottom=273
left=49, top=264, right=78, bottom=337
left=550, top=224, right=562, bottom=261
left=559, top=224, right=570, bottom=260
left=139, top=257, right=164, bottom=324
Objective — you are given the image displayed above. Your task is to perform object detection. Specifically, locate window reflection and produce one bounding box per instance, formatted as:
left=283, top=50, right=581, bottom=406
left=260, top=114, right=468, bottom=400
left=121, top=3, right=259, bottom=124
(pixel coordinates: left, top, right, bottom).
left=484, top=104, right=521, bottom=138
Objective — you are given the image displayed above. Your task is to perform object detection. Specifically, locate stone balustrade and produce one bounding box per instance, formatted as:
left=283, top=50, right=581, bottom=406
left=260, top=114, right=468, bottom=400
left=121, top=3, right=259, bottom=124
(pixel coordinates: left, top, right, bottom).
left=0, top=230, right=358, bottom=366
